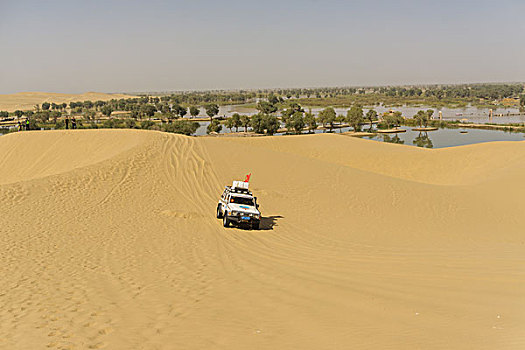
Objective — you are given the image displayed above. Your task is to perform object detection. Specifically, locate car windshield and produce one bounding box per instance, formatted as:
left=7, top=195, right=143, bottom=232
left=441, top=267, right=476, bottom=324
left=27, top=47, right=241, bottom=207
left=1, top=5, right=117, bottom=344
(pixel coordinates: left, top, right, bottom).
left=230, top=196, right=255, bottom=206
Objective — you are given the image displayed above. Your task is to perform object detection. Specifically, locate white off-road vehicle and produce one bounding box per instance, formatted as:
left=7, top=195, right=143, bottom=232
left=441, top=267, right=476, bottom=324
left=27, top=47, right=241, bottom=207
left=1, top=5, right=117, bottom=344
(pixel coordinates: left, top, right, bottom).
left=217, top=181, right=261, bottom=229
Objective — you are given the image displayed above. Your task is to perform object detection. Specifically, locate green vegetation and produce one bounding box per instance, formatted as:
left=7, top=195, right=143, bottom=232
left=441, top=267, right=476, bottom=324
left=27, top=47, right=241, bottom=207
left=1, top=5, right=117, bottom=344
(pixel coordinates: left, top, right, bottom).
left=304, top=110, right=317, bottom=133
left=346, top=105, right=364, bottom=132
left=1, top=83, right=524, bottom=138
left=318, top=107, right=336, bottom=132
left=365, top=109, right=378, bottom=131
left=205, top=104, right=219, bottom=123
left=413, top=110, right=429, bottom=128
left=189, top=106, right=200, bottom=118
left=379, top=111, right=404, bottom=129
left=207, top=119, right=222, bottom=134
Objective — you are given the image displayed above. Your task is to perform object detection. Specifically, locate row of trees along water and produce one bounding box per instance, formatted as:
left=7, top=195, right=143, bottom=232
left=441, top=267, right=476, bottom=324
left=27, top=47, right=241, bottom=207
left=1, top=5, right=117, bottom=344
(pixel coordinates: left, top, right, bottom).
left=3, top=96, right=441, bottom=136
left=0, top=83, right=524, bottom=135
left=2, top=83, right=525, bottom=119
left=210, top=101, right=418, bottom=135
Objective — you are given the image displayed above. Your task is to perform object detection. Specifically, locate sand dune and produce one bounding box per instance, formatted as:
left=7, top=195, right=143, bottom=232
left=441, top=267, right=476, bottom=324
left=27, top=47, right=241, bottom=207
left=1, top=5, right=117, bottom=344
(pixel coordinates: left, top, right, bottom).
left=0, top=92, right=137, bottom=112
left=1, top=130, right=524, bottom=349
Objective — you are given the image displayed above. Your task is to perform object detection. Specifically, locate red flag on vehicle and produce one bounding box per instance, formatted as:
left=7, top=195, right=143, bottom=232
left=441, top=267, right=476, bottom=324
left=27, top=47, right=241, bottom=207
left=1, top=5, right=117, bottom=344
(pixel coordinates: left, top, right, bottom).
left=244, top=173, right=251, bottom=182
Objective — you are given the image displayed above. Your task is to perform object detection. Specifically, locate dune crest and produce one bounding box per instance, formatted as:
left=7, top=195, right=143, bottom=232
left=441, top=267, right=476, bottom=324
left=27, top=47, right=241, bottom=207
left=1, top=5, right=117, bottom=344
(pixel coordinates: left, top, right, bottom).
left=1, top=130, right=524, bottom=349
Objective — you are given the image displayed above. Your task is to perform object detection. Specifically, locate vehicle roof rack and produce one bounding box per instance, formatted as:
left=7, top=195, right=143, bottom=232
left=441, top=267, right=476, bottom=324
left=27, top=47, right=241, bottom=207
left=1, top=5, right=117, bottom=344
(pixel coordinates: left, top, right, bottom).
left=225, top=186, right=253, bottom=196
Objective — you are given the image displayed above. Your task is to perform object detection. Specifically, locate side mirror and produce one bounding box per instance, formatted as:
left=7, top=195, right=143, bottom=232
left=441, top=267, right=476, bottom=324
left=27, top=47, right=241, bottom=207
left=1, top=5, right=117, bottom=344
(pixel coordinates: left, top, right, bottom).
left=256, top=204, right=260, bottom=209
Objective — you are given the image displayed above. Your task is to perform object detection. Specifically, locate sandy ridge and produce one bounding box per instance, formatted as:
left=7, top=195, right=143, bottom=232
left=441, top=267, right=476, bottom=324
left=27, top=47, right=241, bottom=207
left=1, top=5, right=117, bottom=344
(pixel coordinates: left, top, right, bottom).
left=1, top=130, right=524, bottom=349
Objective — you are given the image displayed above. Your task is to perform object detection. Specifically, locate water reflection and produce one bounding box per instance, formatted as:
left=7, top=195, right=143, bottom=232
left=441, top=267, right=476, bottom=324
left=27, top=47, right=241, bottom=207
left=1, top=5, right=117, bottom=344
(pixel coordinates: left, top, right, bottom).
left=359, top=127, right=525, bottom=148
left=381, top=134, right=405, bottom=145
left=412, top=132, right=434, bottom=148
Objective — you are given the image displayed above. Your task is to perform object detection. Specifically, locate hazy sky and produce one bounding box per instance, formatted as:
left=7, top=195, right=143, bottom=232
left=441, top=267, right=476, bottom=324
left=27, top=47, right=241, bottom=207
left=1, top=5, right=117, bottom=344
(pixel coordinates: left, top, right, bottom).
left=1, top=0, right=524, bottom=94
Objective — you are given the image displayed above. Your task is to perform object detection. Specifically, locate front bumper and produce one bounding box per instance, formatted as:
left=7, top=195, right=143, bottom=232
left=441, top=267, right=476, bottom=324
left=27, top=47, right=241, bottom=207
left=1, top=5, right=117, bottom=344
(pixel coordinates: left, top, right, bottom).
left=228, top=215, right=260, bottom=225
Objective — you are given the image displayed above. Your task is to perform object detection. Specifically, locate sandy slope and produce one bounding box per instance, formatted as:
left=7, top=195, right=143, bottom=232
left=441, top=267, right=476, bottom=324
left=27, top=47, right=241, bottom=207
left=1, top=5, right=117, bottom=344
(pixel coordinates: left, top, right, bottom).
left=0, top=92, right=137, bottom=112
left=1, top=130, right=524, bottom=349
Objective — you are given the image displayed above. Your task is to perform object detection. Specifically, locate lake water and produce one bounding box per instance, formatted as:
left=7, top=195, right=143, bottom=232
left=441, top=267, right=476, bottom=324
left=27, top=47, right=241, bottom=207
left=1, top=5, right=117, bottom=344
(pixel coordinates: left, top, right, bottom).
left=195, top=122, right=525, bottom=149
left=196, top=104, right=524, bottom=125
left=356, top=127, right=525, bottom=148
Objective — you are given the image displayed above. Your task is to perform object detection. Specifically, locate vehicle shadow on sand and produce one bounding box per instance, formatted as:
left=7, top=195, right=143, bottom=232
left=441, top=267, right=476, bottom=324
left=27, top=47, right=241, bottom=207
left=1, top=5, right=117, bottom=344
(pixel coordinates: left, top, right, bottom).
left=259, top=215, right=283, bottom=230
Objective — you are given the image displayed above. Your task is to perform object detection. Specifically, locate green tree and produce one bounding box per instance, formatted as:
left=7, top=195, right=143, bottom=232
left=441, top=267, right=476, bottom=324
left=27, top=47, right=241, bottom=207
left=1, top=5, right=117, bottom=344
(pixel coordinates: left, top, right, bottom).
left=304, top=111, right=317, bottom=133
left=250, top=114, right=265, bottom=134
left=286, top=102, right=303, bottom=113
left=281, top=107, right=294, bottom=120
left=225, top=117, right=235, bottom=132
left=231, top=113, right=242, bottom=132
left=50, top=111, right=62, bottom=123
left=413, top=110, right=428, bottom=128
left=336, top=114, right=345, bottom=125
left=189, top=106, right=200, bottom=118
left=268, top=93, right=279, bottom=105
left=425, top=109, right=434, bottom=121
left=207, top=119, right=222, bottom=134
left=173, top=105, right=187, bottom=118
left=382, top=112, right=403, bottom=129
left=35, top=111, right=50, bottom=123
left=157, top=102, right=171, bottom=114
left=205, top=103, right=219, bottom=123
left=347, top=105, right=364, bottom=132
left=169, top=112, right=179, bottom=123
left=240, top=115, right=251, bottom=132
left=101, top=105, right=113, bottom=118
left=124, top=119, right=137, bottom=129
left=283, top=112, right=294, bottom=133
left=83, top=110, right=95, bottom=121
left=140, top=120, right=156, bottom=130
left=164, top=120, right=200, bottom=135
left=290, top=111, right=305, bottom=134
left=13, top=110, right=24, bottom=120
left=41, top=102, right=50, bottom=110
left=263, top=115, right=280, bottom=135
left=95, top=100, right=105, bottom=110
left=366, top=109, right=378, bottom=131
left=256, top=101, right=277, bottom=115
left=140, top=104, right=157, bottom=119
left=318, top=107, right=336, bottom=132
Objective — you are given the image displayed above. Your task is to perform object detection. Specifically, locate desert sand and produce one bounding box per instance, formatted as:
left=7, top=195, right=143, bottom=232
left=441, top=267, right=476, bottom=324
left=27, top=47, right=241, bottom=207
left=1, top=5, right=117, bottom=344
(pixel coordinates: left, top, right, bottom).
left=0, top=92, right=137, bottom=112
left=1, top=130, right=524, bottom=349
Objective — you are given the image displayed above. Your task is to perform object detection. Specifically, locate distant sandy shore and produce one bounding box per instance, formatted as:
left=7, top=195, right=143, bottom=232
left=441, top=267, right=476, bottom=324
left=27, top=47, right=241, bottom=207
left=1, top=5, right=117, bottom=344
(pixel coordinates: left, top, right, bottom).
left=0, top=91, right=137, bottom=112
left=1, top=130, right=524, bottom=349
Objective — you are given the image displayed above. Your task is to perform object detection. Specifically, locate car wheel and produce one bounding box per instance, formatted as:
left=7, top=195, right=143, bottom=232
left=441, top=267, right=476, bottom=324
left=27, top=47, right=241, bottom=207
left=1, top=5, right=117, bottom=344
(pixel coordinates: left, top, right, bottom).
left=217, top=205, right=223, bottom=218
left=252, top=222, right=260, bottom=230
left=223, top=214, right=230, bottom=227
